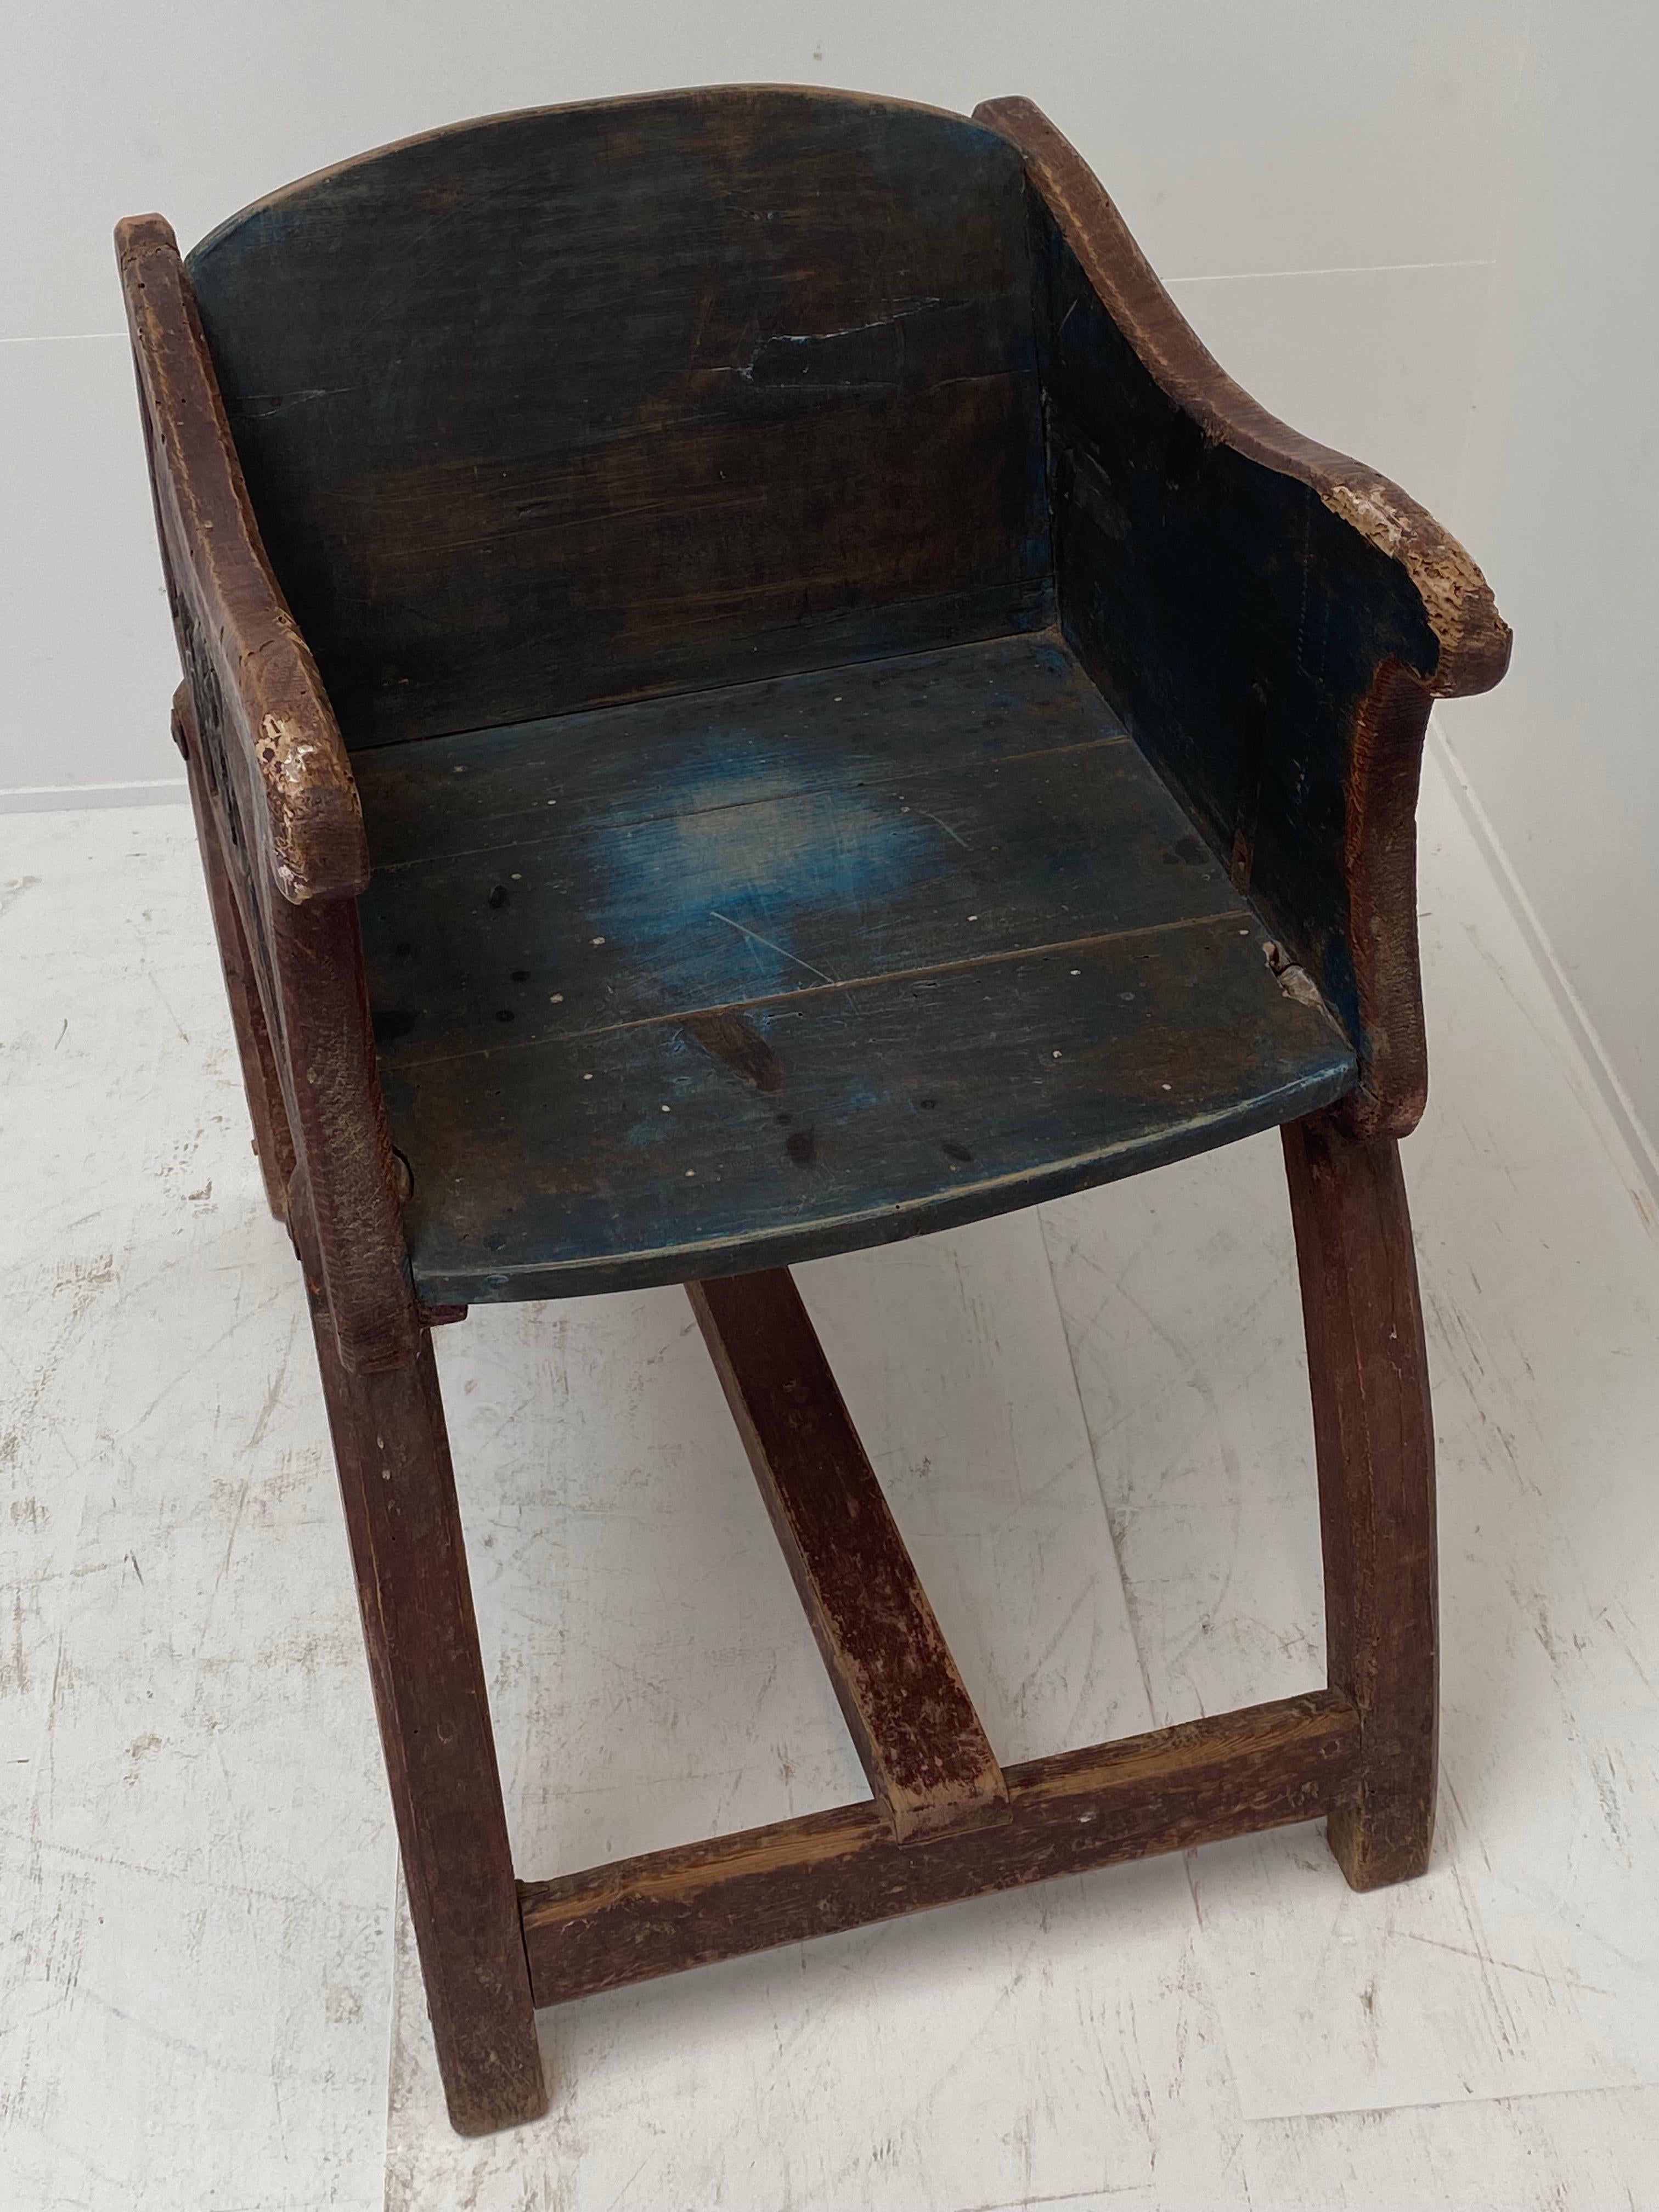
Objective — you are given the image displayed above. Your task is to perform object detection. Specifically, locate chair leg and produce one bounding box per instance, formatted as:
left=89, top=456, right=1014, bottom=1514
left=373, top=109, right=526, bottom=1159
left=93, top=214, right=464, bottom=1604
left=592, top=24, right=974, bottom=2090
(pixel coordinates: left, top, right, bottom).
left=292, top=1189, right=547, bottom=2134
left=1283, top=1110, right=1438, bottom=1890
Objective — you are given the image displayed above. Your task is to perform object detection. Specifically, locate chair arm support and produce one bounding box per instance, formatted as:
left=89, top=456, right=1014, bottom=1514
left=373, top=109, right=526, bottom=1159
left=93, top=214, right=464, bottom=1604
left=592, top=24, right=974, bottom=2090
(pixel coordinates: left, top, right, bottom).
left=173, top=676, right=420, bottom=1373
left=975, top=99, right=1511, bottom=1137
left=117, top=214, right=369, bottom=905
left=123, top=215, right=416, bottom=1370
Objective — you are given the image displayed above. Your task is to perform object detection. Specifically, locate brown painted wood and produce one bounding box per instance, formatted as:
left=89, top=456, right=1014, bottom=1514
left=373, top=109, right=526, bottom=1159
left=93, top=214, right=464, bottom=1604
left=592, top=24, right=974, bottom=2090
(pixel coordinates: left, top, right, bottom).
left=689, top=1269, right=1008, bottom=1843
left=289, top=1172, right=545, bottom=2135
left=1339, top=658, right=1436, bottom=1137
left=1283, top=1110, right=1438, bottom=1888
left=264, top=886, right=419, bottom=1372
left=120, top=213, right=416, bottom=1373
left=176, top=684, right=296, bottom=1220
left=519, top=1690, right=1358, bottom=2004
left=117, top=214, right=367, bottom=902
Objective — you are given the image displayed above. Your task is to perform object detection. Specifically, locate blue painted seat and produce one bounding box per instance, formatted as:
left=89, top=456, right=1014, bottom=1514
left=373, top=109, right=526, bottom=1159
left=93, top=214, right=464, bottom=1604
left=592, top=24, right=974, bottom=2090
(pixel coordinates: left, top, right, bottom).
left=354, top=630, right=1352, bottom=1302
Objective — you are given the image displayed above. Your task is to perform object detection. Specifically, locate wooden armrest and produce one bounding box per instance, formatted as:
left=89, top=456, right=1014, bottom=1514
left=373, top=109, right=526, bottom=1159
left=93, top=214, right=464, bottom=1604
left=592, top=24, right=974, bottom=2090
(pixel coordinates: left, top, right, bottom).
left=116, top=214, right=369, bottom=904
left=975, top=99, right=1510, bottom=699
left=122, top=213, right=416, bottom=1373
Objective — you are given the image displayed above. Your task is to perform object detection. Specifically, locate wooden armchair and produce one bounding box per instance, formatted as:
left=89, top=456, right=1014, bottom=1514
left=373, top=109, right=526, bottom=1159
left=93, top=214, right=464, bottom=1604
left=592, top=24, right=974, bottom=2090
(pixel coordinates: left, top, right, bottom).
left=118, top=87, right=1509, bottom=2136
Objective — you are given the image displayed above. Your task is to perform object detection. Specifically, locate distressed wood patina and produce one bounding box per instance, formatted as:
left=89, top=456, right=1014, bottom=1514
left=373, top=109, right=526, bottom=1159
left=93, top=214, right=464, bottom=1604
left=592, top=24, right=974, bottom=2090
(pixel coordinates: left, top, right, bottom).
left=119, top=84, right=1508, bottom=2139
left=352, top=631, right=1355, bottom=1302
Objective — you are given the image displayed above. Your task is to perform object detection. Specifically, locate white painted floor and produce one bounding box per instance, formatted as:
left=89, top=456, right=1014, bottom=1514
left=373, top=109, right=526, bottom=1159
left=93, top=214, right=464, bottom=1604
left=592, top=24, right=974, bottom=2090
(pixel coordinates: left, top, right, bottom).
left=3, top=746, right=1657, bottom=2210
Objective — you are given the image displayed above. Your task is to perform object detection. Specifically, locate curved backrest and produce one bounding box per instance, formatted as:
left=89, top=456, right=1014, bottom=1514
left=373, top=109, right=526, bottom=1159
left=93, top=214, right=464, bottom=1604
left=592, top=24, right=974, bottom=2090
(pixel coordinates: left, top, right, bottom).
left=188, top=88, right=1051, bottom=749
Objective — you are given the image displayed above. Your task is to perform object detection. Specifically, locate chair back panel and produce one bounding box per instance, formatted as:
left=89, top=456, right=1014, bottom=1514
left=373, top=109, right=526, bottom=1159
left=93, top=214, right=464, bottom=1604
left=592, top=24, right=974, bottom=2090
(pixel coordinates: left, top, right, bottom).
left=187, top=89, right=1051, bottom=749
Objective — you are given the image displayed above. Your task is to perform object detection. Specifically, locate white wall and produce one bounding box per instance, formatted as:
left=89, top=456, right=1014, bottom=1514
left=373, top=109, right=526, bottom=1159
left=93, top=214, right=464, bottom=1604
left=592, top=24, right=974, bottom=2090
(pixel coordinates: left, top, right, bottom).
left=6, top=3, right=1651, bottom=1146
left=1440, top=2, right=1659, bottom=1153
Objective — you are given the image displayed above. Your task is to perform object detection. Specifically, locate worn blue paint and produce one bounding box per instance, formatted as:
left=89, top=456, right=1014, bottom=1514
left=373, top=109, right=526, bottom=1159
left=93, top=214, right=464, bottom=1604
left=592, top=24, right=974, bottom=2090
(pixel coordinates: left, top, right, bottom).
left=380, top=918, right=1354, bottom=1305
left=357, top=635, right=1230, bottom=1066
left=356, top=633, right=1356, bottom=1303
left=1029, top=196, right=1439, bottom=1065
left=357, top=631, right=1110, bottom=868
left=185, top=87, right=1052, bottom=749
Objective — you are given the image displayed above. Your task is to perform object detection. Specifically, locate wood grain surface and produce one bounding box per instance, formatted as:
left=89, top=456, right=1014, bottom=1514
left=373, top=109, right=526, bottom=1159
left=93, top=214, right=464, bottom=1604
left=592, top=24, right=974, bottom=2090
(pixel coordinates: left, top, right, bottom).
left=689, top=1268, right=1009, bottom=1843
left=185, top=89, right=1051, bottom=749
left=291, top=1176, right=546, bottom=2135
left=121, top=222, right=418, bottom=1373
left=976, top=96, right=1510, bottom=1136
left=176, top=684, right=296, bottom=1221
left=518, top=1692, right=1359, bottom=2004
left=1283, top=1110, right=1438, bottom=1888
left=116, top=215, right=368, bottom=903
left=354, top=633, right=1355, bottom=1302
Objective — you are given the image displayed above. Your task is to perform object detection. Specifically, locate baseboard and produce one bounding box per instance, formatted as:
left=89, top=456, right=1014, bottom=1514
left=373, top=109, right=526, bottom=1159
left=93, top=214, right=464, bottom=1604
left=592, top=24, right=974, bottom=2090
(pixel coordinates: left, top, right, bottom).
left=1427, top=716, right=1659, bottom=1217
left=0, top=777, right=189, bottom=813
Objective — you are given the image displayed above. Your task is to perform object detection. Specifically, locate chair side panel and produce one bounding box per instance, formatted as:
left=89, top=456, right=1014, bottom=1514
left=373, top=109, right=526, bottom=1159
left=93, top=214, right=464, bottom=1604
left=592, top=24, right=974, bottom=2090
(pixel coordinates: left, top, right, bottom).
left=1029, top=196, right=1437, bottom=1069
left=187, top=89, right=1052, bottom=749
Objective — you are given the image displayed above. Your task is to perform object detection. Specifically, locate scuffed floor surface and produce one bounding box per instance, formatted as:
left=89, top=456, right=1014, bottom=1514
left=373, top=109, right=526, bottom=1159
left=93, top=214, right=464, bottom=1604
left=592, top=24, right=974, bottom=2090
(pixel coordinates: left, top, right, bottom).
left=3, top=750, right=1657, bottom=2210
